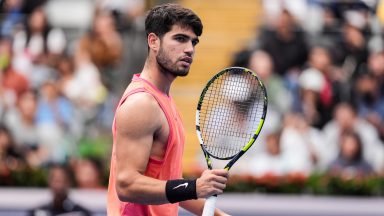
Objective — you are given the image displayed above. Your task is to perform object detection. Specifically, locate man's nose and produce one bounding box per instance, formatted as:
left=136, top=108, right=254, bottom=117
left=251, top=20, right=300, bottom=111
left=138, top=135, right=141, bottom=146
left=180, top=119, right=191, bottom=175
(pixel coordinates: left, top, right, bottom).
left=184, top=41, right=194, bottom=55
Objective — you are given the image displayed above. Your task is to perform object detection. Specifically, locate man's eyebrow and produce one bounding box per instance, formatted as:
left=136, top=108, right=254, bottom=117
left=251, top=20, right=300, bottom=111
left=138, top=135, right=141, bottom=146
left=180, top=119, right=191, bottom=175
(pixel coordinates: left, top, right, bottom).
left=173, top=33, right=190, bottom=38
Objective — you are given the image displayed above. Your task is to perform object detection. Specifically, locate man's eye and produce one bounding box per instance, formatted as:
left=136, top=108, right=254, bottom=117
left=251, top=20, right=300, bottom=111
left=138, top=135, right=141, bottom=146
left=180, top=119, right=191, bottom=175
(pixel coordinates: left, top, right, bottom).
left=192, top=40, right=199, bottom=46
left=175, top=37, right=186, bottom=42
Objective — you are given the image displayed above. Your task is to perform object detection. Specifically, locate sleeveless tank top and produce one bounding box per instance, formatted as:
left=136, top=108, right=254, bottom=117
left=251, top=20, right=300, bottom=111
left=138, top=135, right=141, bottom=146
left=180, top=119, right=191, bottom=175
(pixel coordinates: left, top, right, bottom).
left=107, top=74, right=186, bottom=216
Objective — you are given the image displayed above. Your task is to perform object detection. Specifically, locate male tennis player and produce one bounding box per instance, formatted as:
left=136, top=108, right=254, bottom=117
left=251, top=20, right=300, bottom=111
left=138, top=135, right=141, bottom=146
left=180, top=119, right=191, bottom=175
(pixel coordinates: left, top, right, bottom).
left=107, top=3, right=229, bottom=216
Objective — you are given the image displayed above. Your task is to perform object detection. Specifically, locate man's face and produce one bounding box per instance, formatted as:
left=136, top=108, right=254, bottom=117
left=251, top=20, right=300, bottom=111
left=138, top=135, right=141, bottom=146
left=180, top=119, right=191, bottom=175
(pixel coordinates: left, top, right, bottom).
left=156, top=25, right=199, bottom=77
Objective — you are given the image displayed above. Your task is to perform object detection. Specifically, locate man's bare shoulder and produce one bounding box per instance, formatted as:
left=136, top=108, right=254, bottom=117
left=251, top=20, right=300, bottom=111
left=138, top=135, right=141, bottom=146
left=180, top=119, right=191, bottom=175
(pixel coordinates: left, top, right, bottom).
left=115, top=92, right=162, bottom=136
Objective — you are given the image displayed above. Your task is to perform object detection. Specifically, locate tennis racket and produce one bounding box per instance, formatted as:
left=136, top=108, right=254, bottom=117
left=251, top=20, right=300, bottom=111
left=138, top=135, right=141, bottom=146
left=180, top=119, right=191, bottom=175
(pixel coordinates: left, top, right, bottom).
left=196, top=67, right=268, bottom=216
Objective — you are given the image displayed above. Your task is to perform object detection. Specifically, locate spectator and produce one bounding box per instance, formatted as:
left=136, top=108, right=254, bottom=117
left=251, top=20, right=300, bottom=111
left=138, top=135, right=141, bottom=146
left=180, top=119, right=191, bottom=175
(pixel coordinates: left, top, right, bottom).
left=356, top=51, right=384, bottom=140
left=248, top=50, right=292, bottom=116
left=322, top=103, right=384, bottom=173
left=328, top=130, right=374, bottom=179
left=258, top=9, right=308, bottom=77
left=0, top=37, right=29, bottom=101
left=366, top=51, right=384, bottom=96
left=70, top=12, right=112, bottom=129
left=250, top=131, right=286, bottom=178
left=0, top=124, right=25, bottom=183
left=77, top=10, right=122, bottom=93
left=3, top=90, right=43, bottom=167
left=294, top=45, right=342, bottom=129
left=295, top=67, right=326, bottom=128
left=279, top=112, right=317, bottom=176
left=97, top=0, right=145, bottom=30
left=73, top=157, right=105, bottom=189
left=12, top=6, right=65, bottom=89
left=0, top=0, right=24, bottom=37
left=35, top=79, right=75, bottom=163
left=341, top=21, right=369, bottom=77
left=29, top=164, right=91, bottom=216
left=13, top=6, right=66, bottom=62
left=353, top=73, right=384, bottom=138
left=55, top=55, right=84, bottom=139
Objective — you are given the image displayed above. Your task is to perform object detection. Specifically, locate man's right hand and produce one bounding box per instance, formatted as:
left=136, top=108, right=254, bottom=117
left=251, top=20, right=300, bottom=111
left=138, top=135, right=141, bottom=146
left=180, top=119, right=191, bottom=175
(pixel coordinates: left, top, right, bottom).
left=196, top=169, right=228, bottom=198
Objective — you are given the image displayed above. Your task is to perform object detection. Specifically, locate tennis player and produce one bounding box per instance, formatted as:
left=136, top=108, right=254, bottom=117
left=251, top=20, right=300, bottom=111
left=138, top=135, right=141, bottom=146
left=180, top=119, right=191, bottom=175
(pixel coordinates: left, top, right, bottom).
left=107, top=3, right=229, bottom=216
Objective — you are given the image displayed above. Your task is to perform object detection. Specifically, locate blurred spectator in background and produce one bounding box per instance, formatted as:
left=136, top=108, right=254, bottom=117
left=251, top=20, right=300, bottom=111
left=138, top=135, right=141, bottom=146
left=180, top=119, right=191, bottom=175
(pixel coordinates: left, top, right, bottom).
left=71, top=11, right=113, bottom=135
left=0, top=0, right=24, bottom=38
left=35, top=79, right=75, bottom=164
left=0, top=37, right=29, bottom=103
left=338, top=20, right=369, bottom=80
left=353, top=73, right=384, bottom=140
left=355, top=51, right=384, bottom=141
left=75, top=9, right=123, bottom=133
left=258, top=9, right=308, bottom=77
left=319, top=1, right=372, bottom=71
left=327, top=130, right=374, bottom=179
left=12, top=6, right=65, bottom=89
left=323, top=103, right=384, bottom=174
left=248, top=50, right=292, bottom=117
left=366, top=51, right=384, bottom=96
left=250, top=131, right=287, bottom=178
left=77, top=10, right=122, bottom=93
left=279, top=112, right=320, bottom=176
left=3, top=90, right=42, bottom=167
left=0, top=124, right=24, bottom=183
left=296, top=67, right=326, bottom=129
left=29, top=164, right=91, bottom=216
left=73, top=157, right=105, bottom=189
left=97, top=0, right=145, bottom=31
left=294, top=45, right=341, bottom=129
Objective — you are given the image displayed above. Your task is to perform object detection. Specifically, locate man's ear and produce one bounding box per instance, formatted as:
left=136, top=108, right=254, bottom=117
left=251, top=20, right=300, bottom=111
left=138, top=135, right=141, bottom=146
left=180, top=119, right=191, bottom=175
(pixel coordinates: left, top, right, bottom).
left=148, top=33, right=160, bottom=52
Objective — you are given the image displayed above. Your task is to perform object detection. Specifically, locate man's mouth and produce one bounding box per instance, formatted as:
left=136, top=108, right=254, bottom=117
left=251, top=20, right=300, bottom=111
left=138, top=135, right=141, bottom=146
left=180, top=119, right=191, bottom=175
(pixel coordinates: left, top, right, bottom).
left=180, top=56, right=192, bottom=64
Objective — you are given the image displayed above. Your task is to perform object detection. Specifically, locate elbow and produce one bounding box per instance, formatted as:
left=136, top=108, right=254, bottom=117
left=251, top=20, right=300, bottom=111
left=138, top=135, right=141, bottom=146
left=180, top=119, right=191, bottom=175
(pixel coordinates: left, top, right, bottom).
left=116, top=180, right=137, bottom=203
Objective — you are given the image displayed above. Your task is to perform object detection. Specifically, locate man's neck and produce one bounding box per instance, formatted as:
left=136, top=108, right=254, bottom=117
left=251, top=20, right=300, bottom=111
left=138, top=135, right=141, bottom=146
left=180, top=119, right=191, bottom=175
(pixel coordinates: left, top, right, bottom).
left=141, top=59, right=176, bottom=95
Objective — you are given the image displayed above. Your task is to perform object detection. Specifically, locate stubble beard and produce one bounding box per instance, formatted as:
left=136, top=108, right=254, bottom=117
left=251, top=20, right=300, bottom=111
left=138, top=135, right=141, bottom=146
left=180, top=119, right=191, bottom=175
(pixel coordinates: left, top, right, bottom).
left=156, top=47, right=190, bottom=77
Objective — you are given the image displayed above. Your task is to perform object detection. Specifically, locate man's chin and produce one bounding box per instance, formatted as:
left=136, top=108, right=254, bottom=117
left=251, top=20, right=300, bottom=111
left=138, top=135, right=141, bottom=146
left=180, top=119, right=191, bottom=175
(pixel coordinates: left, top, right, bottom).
left=172, top=69, right=189, bottom=77
left=177, top=71, right=189, bottom=77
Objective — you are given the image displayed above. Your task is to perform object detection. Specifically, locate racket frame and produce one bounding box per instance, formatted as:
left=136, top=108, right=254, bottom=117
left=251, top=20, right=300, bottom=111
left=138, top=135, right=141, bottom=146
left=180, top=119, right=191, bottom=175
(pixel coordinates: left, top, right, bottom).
left=195, top=66, right=268, bottom=171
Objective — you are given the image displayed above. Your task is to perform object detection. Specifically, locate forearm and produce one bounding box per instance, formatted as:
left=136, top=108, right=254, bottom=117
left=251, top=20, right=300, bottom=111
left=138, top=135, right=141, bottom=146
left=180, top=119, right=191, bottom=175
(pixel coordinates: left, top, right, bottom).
left=180, top=199, right=205, bottom=215
left=116, top=173, right=168, bottom=205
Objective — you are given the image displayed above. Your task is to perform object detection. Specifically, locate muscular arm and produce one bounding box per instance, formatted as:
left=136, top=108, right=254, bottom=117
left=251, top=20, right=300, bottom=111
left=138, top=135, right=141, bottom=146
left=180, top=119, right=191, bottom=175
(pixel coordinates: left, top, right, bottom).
left=114, top=93, right=229, bottom=206
left=114, top=93, right=168, bottom=204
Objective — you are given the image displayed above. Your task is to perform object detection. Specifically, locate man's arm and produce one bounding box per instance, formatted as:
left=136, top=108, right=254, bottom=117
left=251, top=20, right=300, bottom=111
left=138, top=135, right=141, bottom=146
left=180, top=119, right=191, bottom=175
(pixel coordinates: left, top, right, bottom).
left=114, top=93, right=168, bottom=204
left=114, top=93, right=228, bottom=205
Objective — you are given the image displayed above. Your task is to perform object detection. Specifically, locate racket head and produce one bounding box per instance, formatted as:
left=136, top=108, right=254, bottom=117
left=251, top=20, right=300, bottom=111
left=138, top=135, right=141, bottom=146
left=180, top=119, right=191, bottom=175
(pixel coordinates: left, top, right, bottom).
left=196, top=67, right=268, bottom=161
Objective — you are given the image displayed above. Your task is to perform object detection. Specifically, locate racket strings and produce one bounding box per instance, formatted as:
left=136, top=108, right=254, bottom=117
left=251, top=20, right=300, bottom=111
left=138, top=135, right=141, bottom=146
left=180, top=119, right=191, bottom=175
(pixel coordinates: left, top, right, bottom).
left=199, top=72, right=266, bottom=159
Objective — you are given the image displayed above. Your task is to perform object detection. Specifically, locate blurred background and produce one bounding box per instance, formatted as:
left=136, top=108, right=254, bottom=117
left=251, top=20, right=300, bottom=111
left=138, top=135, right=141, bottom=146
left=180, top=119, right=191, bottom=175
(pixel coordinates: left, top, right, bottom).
left=0, top=0, right=384, bottom=215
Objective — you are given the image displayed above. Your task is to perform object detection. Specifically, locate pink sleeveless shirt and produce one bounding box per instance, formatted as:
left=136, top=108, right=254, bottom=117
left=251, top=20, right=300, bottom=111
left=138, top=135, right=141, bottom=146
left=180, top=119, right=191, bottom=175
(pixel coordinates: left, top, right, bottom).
left=107, top=74, right=186, bottom=216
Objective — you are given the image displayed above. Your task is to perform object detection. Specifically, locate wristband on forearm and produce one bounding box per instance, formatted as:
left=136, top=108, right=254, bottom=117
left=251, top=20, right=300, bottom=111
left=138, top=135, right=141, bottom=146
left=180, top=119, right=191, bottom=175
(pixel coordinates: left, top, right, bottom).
left=165, top=179, right=197, bottom=203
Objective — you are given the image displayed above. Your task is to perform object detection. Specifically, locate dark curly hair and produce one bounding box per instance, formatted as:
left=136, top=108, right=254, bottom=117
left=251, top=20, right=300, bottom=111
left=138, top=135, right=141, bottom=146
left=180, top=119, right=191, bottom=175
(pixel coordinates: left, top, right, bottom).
left=145, top=3, right=203, bottom=38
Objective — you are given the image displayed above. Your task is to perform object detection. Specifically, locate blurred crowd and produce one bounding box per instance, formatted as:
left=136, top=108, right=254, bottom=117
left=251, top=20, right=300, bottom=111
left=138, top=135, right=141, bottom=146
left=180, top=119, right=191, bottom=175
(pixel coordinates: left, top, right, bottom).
left=224, top=0, right=384, bottom=181
left=0, top=0, right=148, bottom=188
left=1, top=0, right=384, bottom=192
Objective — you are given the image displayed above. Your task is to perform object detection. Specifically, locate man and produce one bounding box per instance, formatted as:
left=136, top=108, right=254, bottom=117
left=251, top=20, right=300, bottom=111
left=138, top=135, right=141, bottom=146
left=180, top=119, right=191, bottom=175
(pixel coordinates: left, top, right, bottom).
left=29, top=164, right=91, bottom=216
left=107, top=3, right=229, bottom=216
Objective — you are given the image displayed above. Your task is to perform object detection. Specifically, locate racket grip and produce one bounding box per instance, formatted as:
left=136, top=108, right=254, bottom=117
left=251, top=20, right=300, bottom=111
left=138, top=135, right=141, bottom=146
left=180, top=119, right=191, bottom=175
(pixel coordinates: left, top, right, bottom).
left=202, top=195, right=217, bottom=216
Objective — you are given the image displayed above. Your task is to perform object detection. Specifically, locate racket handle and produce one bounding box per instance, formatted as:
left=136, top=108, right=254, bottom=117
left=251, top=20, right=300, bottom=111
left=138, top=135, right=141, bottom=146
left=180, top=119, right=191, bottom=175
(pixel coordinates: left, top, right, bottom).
left=202, top=195, right=217, bottom=216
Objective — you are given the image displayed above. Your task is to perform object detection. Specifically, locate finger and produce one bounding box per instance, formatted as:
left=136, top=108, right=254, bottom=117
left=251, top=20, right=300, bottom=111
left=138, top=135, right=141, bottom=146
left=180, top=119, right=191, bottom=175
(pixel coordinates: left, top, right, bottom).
left=212, top=187, right=224, bottom=195
left=210, top=175, right=227, bottom=184
left=210, top=169, right=229, bottom=177
left=212, top=181, right=226, bottom=191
